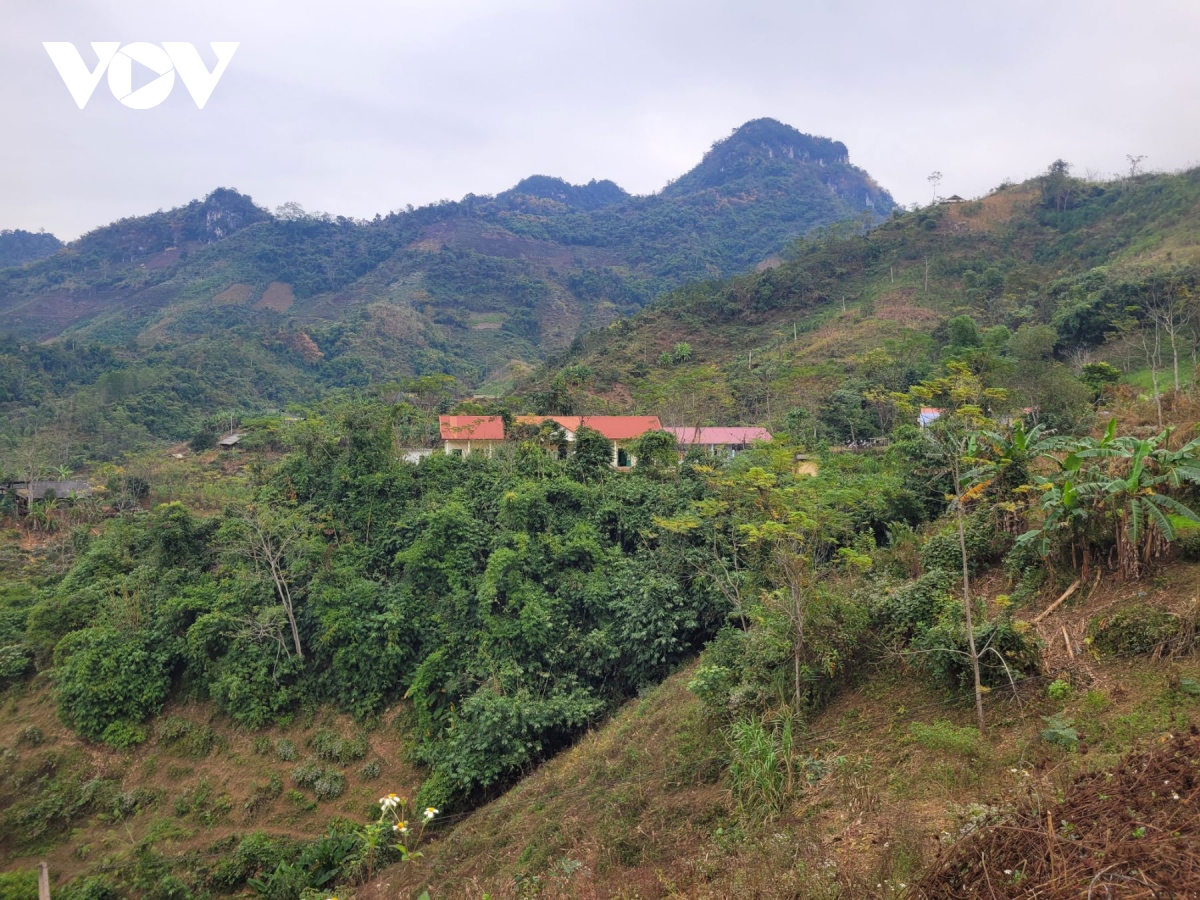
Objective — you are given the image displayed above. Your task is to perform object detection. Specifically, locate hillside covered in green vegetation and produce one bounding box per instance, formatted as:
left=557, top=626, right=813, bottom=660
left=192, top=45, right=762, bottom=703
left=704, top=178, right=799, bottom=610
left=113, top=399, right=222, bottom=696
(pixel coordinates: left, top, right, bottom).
left=3, top=156, right=1200, bottom=899
left=0, top=118, right=891, bottom=463
left=520, top=164, right=1200, bottom=436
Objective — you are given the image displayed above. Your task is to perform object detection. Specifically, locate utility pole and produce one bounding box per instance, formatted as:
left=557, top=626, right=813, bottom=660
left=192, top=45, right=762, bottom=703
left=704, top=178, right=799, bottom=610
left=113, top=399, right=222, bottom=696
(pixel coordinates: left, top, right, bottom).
left=38, top=862, right=50, bottom=900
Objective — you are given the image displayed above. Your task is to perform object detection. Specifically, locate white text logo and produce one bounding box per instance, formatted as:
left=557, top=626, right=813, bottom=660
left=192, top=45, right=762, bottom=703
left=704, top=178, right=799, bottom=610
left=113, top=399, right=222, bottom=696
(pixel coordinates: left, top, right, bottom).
left=43, top=42, right=239, bottom=110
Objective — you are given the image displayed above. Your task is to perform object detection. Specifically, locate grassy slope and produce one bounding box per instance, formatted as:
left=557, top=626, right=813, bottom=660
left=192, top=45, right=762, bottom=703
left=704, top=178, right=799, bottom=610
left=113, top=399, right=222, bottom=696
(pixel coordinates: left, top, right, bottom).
left=0, top=683, right=424, bottom=890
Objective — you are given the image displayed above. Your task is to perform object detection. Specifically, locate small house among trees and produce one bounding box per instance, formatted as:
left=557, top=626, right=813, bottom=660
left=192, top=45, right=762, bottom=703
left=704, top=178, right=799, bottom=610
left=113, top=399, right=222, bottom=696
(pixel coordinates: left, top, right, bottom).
left=666, top=426, right=772, bottom=458
left=2, top=480, right=93, bottom=512
left=516, top=416, right=663, bottom=468
left=439, top=415, right=507, bottom=457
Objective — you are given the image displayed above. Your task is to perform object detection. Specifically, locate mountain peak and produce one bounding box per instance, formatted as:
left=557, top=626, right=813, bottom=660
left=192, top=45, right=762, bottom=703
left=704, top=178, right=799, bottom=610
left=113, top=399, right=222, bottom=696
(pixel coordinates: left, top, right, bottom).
left=724, top=118, right=848, bottom=162
left=663, top=118, right=855, bottom=197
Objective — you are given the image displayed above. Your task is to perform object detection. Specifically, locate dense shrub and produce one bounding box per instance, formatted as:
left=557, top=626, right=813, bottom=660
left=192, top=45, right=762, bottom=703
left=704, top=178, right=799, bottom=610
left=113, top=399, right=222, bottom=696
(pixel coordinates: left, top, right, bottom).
left=915, top=611, right=1041, bottom=688
left=290, top=761, right=345, bottom=801
left=1087, top=604, right=1180, bottom=656
left=205, top=832, right=293, bottom=891
left=308, top=729, right=367, bottom=765
left=53, top=628, right=172, bottom=743
left=873, top=569, right=953, bottom=641
left=919, top=515, right=1008, bottom=576
left=0, top=870, right=37, bottom=899
left=416, top=686, right=605, bottom=808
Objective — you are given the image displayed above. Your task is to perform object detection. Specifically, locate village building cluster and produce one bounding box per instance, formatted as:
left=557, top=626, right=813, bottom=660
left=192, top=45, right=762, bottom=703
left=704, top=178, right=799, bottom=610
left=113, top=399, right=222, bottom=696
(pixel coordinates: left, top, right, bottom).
left=438, top=415, right=772, bottom=468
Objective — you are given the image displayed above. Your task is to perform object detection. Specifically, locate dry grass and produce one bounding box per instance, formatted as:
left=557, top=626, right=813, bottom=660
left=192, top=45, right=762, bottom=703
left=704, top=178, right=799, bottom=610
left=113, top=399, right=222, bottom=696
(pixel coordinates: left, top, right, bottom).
left=944, top=188, right=1039, bottom=234
left=255, top=281, right=296, bottom=312
left=211, top=283, right=252, bottom=306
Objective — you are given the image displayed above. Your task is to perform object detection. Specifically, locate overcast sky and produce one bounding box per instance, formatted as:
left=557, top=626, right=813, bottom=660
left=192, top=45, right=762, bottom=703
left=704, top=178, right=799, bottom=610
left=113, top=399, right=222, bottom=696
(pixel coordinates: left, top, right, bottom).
left=4, top=0, right=1199, bottom=240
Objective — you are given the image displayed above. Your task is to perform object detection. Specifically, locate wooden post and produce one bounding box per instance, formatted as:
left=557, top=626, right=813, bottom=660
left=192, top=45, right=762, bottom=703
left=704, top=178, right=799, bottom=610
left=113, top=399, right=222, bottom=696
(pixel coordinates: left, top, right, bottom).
left=38, top=862, right=50, bottom=900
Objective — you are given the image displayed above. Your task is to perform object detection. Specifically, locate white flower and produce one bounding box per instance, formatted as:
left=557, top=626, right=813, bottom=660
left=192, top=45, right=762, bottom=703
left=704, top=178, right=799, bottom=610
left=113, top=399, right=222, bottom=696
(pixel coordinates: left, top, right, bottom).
left=379, top=792, right=401, bottom=811
left=1173, top=792, right=1181, bottom=800
left=1004, top=870, right=1013, bottom=875
left=424, top=806, right=439, bottom=819
left=394, top=821, right=408, bottom=834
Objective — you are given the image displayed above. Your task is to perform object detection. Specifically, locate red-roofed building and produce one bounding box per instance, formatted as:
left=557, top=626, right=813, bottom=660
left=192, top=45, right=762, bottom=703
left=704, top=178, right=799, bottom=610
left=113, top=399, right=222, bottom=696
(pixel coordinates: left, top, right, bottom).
left=439, top=414, right=664, bottom=467
left=439, top=415, right=506, bottom=456
left=515, top=415, right=663, bottom=468
left=667, top=426, right=771, bottom=458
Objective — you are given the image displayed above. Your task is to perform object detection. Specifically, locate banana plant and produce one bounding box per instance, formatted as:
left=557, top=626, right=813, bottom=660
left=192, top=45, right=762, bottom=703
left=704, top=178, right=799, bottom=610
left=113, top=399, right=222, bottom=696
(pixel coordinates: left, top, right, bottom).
left=1019, top=419, right=1200, bottom=578
left=978, top=420, right=1064, bottom=516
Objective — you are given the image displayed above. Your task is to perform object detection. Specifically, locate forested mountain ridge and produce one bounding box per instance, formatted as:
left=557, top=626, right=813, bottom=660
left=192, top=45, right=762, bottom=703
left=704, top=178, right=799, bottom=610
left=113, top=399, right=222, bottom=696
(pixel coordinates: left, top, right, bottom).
left=0, top=229, right=63, bottom=268
left=0, top=119, right=890, bottom=460
left=520, top=164, right=1200, bottom=432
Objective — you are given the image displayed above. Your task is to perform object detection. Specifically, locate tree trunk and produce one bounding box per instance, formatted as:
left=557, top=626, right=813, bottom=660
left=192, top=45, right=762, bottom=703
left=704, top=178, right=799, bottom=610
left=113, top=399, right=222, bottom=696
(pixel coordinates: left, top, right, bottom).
left=954, top=463, right=986, bottom=733
left=1171, top=327, right=1181, bottom=397
left=1146, top=323, right=1164, bottom=428
left=267, top=555, right=304, bottom=659
left=794, top=631, right=803, bottom=716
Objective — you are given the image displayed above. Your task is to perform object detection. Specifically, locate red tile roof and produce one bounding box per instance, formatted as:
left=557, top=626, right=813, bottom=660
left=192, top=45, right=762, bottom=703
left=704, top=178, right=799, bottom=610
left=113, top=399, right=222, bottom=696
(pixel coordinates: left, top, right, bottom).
left=667, top=427, right=772, bottom=445
left=516, top=415, right=663, bottom=440
left=439, top=415, right=505, bottom=441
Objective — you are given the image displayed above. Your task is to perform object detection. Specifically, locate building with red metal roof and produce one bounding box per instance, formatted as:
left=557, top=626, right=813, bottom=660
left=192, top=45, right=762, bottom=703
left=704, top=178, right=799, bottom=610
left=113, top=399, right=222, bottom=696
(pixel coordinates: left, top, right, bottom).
left=439, top=415, right=506, bottom=456
left=667, top=426, right=772, bottom=451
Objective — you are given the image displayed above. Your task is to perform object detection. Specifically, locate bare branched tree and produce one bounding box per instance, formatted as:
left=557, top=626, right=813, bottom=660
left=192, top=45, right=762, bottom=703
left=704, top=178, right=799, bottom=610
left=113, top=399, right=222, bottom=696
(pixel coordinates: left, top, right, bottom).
left=233, top=508, right=307, bottom=659
left=927, top=171, right=943, bottom=205
left=1146, top=284, right=1192, bottom=398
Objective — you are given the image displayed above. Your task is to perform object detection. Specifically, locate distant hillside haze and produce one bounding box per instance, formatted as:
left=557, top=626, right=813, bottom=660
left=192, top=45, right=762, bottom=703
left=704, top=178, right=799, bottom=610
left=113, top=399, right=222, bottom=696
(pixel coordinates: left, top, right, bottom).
left=496, top=175, right=630, bottom=211
left=0, top=118, right=892, bottom=362
left=0, top=229, right=63, bottom=268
